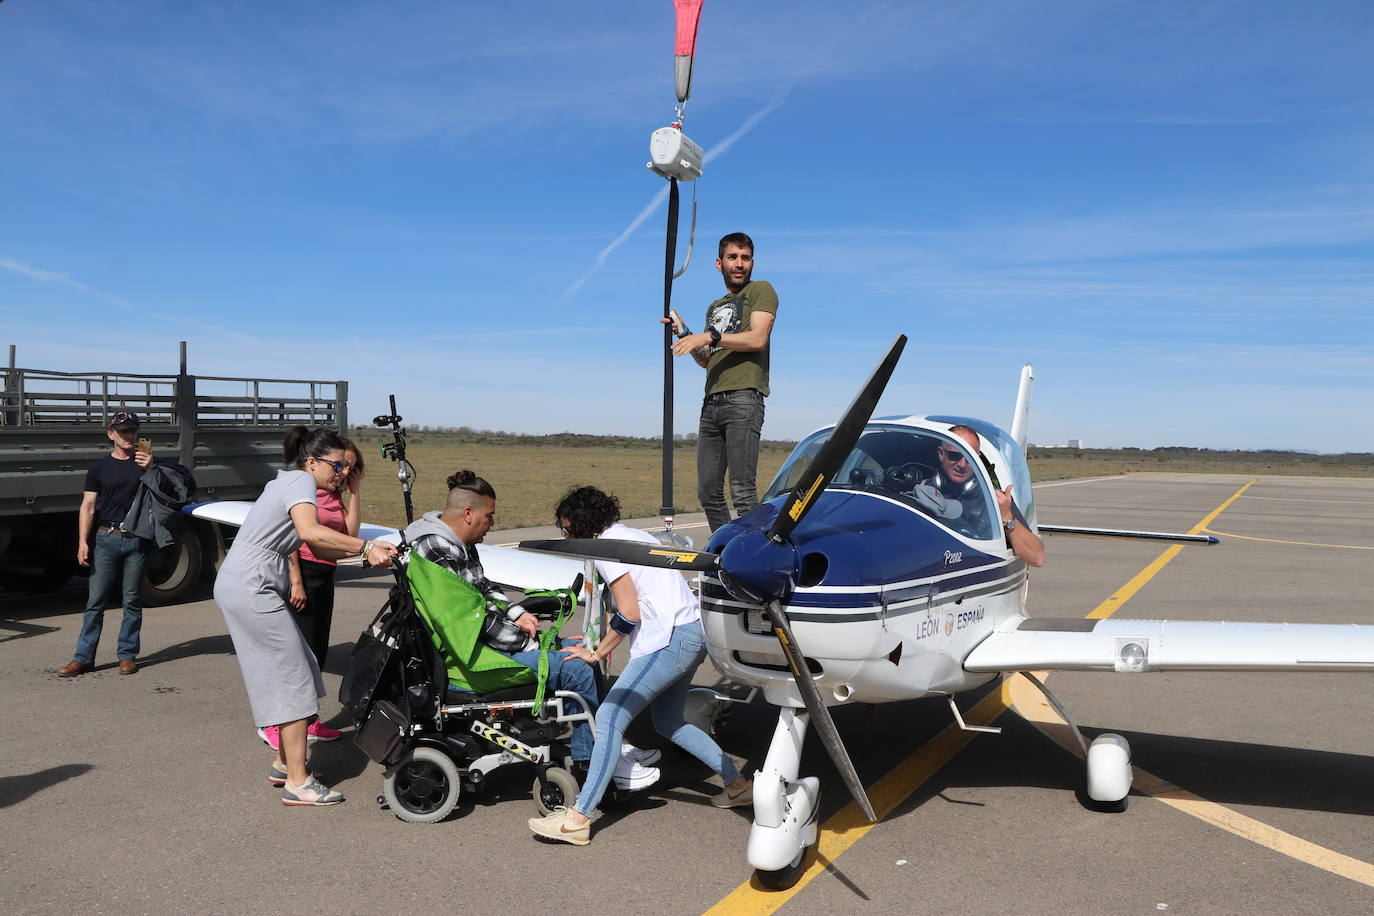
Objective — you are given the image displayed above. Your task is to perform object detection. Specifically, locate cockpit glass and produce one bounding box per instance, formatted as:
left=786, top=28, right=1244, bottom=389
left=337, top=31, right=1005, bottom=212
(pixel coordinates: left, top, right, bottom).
left=763, top=424, right=1000, bottom=540
left=928, top=415, right=1036, bottom=528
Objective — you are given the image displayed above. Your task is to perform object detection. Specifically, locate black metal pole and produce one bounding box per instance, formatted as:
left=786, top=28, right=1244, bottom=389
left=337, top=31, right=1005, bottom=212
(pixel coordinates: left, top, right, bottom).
left=389, top=394, right=415, bottom=525
left=660, top=177, right=680, bottom=519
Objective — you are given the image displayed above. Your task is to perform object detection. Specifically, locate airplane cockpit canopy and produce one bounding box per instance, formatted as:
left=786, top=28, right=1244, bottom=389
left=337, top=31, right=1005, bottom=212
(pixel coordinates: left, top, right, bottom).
left=763, top=422, right=1005, bottom=541
left=927, top=415, right=1037, bottom=529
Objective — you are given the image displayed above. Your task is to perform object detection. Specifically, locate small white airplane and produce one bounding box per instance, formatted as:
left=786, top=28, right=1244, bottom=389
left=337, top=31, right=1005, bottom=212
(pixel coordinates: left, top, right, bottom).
left=520, top=335, right=1374, bottom=890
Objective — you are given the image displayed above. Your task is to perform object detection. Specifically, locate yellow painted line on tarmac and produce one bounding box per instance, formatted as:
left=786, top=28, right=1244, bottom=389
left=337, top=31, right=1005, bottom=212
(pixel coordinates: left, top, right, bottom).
left=1006, top=675, right=1374, bottom=889
left=703, top=681, right=1017, bottom=916
left=702, top=478, right=1261, bottom=914
left=1089, top=480, right=1252, bottom=620
left=1190, top=478, right=1257, bottom=534
left=1200, top=528, right=1374, bottom=551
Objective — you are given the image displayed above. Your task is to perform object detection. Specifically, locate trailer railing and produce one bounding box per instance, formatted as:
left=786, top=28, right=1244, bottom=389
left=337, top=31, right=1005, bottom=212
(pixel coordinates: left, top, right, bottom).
left=0, top=368, right=347, bottom=431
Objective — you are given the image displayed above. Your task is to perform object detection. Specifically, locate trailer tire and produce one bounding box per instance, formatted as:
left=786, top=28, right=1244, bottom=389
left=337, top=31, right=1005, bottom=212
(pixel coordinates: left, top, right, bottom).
left=0, top=554, right=76, bottom=592
left=142, top=528, right=203, bottom=607
left=0, top=518, right=76, bottom=592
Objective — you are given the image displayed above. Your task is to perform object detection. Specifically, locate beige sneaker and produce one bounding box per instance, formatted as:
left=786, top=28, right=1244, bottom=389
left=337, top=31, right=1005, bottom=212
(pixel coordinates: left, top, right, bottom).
left=281, top=776, right=345, bottom=807
left=712, top=779, right=753, bottom=808
left=528, top=807, right=595, bottom=846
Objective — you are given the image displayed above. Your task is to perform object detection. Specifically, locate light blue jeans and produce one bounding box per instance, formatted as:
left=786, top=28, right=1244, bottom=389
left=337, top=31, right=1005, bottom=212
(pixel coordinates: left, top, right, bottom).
left=575, top=621, right=740, bottom=816
left=73, top=529, right=149, bottom=664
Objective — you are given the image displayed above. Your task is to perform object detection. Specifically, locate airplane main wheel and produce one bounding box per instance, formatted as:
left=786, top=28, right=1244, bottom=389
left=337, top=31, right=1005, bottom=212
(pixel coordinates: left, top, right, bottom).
left=383, top=747, right=461, bottom=824
left=1085, top=733, right=1132, bottom=812
left=754, top=843, right=813, bottom=892
left=533, top=766, right=579, bottom=817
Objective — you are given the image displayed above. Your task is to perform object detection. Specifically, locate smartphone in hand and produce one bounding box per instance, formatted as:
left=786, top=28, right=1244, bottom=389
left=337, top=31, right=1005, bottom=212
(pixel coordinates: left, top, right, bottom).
left=669, top=308, right=692, bottom=339
left=137, top=438, right=152, bottom=455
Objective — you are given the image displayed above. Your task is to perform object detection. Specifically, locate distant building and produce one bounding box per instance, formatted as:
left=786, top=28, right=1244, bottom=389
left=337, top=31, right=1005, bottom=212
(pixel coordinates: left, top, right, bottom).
left=1067, top=438, right=1083, bottom=449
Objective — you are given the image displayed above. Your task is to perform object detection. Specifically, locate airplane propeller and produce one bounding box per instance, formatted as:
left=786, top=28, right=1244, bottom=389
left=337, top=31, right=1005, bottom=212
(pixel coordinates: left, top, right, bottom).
left=519, top=335, right=908, bottom=824
left=766, top=335, right=907, bottom=545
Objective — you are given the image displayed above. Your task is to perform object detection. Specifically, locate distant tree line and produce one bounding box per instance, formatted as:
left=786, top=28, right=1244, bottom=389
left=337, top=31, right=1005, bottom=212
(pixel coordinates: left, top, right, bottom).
left=350, top=426, right=797, bottom=450
left=1026, top=445, right=1373, bottom=465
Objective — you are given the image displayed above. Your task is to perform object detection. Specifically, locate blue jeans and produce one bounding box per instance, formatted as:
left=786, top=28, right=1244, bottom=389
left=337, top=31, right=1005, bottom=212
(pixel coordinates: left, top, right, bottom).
left=73, top=530, right=150, bottom=664
left=575, top=621, right=740, bottom=816
left=511, top=638, right=602, bottom=762
left=697, top=388, right=766, bottom=531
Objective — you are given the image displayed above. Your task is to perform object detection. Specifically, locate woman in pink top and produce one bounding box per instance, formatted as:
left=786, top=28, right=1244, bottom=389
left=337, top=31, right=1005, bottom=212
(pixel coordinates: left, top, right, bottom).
left=264, top=437, right=365, bottom=746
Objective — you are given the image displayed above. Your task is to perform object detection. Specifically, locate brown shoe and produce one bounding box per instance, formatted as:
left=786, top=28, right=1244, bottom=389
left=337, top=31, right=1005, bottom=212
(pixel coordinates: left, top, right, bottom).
left=118, top=659, right=138, bottom=675
left=57, top=660, right=92, bottom=677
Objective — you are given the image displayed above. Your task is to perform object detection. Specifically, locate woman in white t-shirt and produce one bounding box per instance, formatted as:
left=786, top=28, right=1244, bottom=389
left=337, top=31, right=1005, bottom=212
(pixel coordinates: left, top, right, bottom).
left=528, top=486, right=752, bottom=846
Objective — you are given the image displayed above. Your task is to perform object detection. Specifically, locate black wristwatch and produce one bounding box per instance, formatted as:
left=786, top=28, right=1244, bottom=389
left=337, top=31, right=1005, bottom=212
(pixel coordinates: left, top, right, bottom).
left=708, top=327, right=722, bottom=347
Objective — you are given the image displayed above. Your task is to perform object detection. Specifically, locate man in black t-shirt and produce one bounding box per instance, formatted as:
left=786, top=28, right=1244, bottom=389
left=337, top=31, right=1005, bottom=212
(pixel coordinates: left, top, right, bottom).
left=57, top=412, right=157, bottom=676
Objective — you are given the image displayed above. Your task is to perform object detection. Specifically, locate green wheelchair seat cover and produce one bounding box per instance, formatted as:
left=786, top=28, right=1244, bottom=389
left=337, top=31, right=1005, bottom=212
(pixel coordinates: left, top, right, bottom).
left=407, top=553, right=535, bottom=693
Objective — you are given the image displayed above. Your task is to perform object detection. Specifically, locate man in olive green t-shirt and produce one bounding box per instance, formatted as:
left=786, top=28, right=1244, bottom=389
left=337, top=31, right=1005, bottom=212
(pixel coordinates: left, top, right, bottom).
left=670, top=232, right=779, bottom=531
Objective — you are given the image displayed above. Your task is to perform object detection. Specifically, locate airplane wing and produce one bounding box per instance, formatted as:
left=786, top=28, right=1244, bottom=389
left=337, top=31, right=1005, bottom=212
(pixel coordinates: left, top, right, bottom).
left=964, top=615, right=1374, bottom=673
left=474, top=544, right=585, bottom=593
left=182, top=501, right=583, bottom=593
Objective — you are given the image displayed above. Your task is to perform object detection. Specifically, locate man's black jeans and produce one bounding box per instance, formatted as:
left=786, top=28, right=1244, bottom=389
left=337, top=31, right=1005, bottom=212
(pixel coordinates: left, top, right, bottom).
left=697, top=388, right=766, bottom=531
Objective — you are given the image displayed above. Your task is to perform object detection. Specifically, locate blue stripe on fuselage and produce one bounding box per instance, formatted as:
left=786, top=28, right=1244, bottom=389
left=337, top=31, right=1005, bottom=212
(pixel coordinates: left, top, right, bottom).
left=705, top=490, right=1008, bottom=604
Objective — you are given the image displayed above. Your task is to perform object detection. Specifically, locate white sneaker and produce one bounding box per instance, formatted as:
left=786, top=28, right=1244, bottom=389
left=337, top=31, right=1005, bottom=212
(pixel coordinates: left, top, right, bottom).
left=612, top=755, right=660, bottom=791
left=621, top=743, right=662, bottom=766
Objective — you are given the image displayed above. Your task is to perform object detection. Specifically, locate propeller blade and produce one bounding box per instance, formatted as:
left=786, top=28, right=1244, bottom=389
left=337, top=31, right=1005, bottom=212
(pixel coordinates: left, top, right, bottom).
left=518, top=538, right=720, bottom=571
left=766, top=599, right=877, bottom=822
left=767, top=334, right=907, bottom=544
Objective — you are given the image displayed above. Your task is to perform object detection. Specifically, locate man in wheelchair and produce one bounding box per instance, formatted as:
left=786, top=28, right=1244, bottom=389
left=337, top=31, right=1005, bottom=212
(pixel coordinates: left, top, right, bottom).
left=402, top=469, right=660, bottom=788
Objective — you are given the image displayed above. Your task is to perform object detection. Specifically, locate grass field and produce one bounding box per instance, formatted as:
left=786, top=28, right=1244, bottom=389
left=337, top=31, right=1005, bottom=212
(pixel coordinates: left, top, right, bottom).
left=349, top=434, right=795, bottom=532
left=348, top=432, right=1374, bottom=532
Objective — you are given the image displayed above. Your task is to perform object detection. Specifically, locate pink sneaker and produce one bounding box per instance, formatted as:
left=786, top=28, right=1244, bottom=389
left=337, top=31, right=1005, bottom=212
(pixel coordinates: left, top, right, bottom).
left=257, top=726, right=281, bottom=751
left=307, top=720, right=342, bottom=742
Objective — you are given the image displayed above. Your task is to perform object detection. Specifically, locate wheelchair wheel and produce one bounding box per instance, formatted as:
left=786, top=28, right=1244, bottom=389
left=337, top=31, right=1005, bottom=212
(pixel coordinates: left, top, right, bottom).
left=532, top=766, right=579, bottom=817
left=383, top=746, right=461, bottom=824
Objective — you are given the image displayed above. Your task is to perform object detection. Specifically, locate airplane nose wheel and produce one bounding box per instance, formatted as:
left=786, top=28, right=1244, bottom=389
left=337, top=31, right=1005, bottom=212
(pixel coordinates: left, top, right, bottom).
left=754, top=842, right=814, bottom=891
left=1085, top=733, right=1131, bottom=812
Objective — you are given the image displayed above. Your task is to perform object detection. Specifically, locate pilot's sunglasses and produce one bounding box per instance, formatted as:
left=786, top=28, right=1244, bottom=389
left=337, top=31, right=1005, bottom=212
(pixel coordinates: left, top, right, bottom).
left=939, top=448, right=969, bottom=465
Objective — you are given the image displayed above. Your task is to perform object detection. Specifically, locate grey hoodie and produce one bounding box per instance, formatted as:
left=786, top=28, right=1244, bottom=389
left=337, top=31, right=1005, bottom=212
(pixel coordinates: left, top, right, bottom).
left=402, top=511, right=535, bottom=654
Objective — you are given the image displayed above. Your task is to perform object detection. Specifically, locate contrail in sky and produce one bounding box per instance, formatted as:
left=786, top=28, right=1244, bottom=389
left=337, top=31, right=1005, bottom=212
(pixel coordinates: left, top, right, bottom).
left=1, top=254, right=262, bottom=342
left=557, top=3, right=887, bottom=305
left=557, top=78, right=796, bottom=305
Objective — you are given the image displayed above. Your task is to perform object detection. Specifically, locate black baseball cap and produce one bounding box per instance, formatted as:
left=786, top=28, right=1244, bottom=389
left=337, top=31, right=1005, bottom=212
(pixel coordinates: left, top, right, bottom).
left=107, top=411, right=141, bottom=430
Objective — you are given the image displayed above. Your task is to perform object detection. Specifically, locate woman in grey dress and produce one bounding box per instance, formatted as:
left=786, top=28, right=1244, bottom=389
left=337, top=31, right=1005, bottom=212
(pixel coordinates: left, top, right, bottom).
left=214, top=427, right=398, bottom=806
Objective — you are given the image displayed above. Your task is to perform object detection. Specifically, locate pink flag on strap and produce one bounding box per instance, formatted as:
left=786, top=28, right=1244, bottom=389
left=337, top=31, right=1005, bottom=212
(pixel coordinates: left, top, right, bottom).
left=673, top=0, right=704, bottom=102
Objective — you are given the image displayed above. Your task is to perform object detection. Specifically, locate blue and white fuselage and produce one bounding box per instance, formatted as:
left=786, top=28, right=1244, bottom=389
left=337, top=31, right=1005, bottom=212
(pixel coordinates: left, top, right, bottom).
left=700, top=414, right=1032, bottom=708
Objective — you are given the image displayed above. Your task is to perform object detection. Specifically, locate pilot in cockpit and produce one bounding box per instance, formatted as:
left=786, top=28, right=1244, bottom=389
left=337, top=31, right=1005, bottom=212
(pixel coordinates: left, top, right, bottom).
left=927, top=425, right=1044, bottom=567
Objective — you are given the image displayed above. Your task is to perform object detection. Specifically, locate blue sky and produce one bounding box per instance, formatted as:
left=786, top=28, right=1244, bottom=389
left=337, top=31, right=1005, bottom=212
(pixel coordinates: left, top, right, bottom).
left=2, top=1, right=1371, bottom=452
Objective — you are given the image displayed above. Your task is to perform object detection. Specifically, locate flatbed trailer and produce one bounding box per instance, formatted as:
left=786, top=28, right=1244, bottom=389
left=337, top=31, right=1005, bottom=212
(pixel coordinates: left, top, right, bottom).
left=0, top=343, right=347, bottom=606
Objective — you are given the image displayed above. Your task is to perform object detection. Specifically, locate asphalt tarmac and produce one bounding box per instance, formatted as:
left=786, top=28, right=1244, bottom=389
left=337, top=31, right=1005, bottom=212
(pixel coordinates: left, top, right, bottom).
left=3, top=473, right=1371, bottom=915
